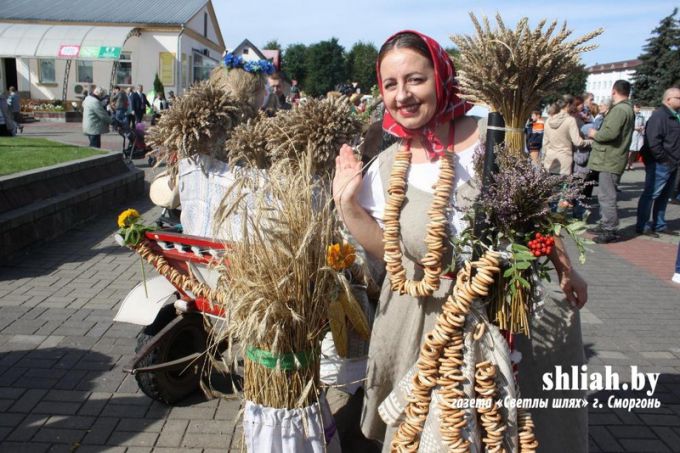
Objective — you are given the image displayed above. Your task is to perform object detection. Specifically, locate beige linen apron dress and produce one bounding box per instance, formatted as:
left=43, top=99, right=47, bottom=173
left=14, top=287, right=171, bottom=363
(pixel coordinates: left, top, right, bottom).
left=359, top=140, right=587, bottom=453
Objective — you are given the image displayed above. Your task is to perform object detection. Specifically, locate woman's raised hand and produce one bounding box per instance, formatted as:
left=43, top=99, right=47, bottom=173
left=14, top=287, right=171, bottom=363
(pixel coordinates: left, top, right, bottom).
left=333, top=144, right=363, bottom=206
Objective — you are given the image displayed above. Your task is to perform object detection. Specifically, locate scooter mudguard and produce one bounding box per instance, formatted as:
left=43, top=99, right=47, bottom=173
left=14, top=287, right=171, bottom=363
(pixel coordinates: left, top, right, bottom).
left=114, top=276, right=178, bottom=326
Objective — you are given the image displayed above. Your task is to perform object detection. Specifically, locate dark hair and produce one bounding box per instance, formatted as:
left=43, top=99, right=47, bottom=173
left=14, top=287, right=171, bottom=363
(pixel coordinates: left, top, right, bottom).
left=531, top=110, right=542, bottom=116
left=557, top=94, right=582, bottom=115
left=378, top=32, right=432, bottom=68
left=612, top=80, right=631, bottom=97
left=633, top=103, right=641, bottom=108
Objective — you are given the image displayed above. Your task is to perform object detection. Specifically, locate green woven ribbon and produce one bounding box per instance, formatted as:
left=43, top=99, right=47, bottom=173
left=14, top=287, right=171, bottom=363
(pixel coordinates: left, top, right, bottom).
left=245, top=346, right=316, bottom=370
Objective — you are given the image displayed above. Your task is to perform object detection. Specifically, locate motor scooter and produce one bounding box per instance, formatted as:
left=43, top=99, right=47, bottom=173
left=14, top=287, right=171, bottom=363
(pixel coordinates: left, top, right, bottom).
left=113, top=227, right=229, bottom=404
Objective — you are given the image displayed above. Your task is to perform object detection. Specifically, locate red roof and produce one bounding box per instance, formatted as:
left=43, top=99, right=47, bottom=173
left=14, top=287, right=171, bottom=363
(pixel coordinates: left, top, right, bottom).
left=262, top=49, right=280, bottom=70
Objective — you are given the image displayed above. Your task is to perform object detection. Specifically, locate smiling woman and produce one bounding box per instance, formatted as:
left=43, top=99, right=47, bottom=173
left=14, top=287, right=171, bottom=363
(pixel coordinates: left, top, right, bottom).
left=332, top=28, right=589, bottom=453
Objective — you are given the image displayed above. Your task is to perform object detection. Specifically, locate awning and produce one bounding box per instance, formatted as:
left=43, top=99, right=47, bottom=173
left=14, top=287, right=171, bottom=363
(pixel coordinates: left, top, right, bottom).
left=0, top=23, right=135, bottom=59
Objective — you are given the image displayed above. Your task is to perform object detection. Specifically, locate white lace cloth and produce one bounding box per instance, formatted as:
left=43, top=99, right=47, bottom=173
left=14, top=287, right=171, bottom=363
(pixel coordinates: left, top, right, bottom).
left=178, top=155, right=262, bottom=240
left=243, top=395, right=341, bottom=453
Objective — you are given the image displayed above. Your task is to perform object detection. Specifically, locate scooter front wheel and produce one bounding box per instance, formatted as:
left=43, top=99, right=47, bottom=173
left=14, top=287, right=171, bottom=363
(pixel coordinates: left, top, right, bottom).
left=134, top=309, right=208, bottom=404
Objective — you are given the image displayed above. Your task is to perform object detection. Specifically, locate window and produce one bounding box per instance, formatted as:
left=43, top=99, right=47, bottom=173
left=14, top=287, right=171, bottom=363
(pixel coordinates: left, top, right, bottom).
left=193, top=51, right=218, bottom=82
left=204, top=12, right=208, bottom=37
left=77, top=60, right=93, bottom=83
left=39, top=59, right=56, bottom=83
left=115, top=52, right=133, bottom=85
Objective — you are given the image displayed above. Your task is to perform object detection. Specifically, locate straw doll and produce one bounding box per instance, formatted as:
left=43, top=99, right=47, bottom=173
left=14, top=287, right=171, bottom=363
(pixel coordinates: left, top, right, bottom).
left=147, top=53, right=274, bottom=239
left=333, top=30, right=589, bottom=452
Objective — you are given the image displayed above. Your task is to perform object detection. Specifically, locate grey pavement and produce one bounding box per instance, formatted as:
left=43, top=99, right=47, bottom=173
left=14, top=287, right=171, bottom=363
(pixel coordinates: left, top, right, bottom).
left=1, top=121, right=679, bottom=452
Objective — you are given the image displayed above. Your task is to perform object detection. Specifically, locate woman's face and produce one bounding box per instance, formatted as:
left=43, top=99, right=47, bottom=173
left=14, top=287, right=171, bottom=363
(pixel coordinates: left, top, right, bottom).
left=380, top=48, right=437, bottom=130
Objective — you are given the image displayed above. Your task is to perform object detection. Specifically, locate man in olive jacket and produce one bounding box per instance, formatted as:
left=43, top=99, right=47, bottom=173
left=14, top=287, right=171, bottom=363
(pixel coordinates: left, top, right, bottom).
left=82, top=87, right=112, bottom=148
left=587, top=80, right=635, bottom=243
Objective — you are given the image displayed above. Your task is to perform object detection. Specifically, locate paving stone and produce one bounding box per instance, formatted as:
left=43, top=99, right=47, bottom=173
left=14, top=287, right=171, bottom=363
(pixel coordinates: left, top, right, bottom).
left=9, top=389, right=48, bottom=413
left=596, top=350, right=629, bottom=360
left=9, top=334, right=47, bottom=345
left=640, top=351, right=676, bottom=360
left=619, top=438, right=671, bottom=452
left=77, top=392, right=111, bottom=416
left=33, top=401, right=82, bottom=416
left=638, top=413, right=680, bottom=427
left=589, top=426, right=623, bottom=452
left=106, top=431, right=158, bottom=447
left=0, top=387, right=25, bottom=399
left=0, top=413, right=25, bottom=428
left=44, top=389, right=89, bottom=403
left=100, top=403, right=149, bottom=418
left=6, top=413, right=49, bottom=441
left=80, top=417, right=119, bottom=445
left=181, top=432, right=231, bottom=448
left=186, top=419, right=233, bottom=434
left=0, top=442, right=50, bottom=452
left=54, top=369, right=89, bottom=391
left=116, top=418, right=164, bottom=432
left=43, top=415, right=96, bottom=431
left=155, top=419, right=188, bottom=448
left=33, top=427, right=86, bottom=443
left=608, top=425, right=657, bottom=439
left=154, top=448, right=203, bottom=453
left=75, top=447, right=126, bottom=453
left=168, top=406, right=216, bottom=420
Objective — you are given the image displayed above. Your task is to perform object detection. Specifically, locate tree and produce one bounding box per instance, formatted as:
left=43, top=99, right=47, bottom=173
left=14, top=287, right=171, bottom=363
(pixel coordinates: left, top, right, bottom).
left=263, top=39, right=282, bottom=51
left=444, top=46, right=461, bottom=67
left=282, top=43, right=308, bottom=83
left=541, top=64, right=589, bottom=106
left=346, top=42, right=378, bottom=93
left=632, top=8, right=680, bottom=106
left=303, top=38, right=347, bottom=97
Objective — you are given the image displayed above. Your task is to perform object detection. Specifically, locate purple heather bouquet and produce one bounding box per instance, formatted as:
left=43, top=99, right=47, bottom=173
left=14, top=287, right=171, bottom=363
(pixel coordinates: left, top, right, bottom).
left=453, top=149, right=589, bottom=336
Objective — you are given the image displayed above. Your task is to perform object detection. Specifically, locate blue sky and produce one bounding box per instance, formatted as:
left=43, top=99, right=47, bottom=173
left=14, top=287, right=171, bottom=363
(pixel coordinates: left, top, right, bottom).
left=212, top=0, right=677, bottom=66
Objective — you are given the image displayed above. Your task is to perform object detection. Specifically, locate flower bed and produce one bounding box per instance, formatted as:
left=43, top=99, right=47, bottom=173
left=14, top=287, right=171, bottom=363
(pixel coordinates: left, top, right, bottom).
left=30, top=111, right=82, bottom=123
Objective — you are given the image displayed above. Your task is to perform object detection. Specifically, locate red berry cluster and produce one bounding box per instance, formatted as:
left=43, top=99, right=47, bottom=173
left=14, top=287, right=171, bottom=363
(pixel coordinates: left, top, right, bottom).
left=528, top=232, right=554, bottom=257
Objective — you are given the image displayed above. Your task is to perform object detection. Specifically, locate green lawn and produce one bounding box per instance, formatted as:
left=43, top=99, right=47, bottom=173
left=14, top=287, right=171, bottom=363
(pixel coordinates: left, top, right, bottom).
left=0, top=136, right=105, bottom=176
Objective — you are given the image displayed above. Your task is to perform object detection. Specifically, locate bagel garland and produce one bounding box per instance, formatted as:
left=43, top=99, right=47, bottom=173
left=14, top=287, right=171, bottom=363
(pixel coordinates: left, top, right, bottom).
left=517, top=409, right=539, bottom=452
left=475, top=361, right=506, bottom=452
left=390, top=251, right=538, bottom=452
left=383, top=146, right=456, bottom=298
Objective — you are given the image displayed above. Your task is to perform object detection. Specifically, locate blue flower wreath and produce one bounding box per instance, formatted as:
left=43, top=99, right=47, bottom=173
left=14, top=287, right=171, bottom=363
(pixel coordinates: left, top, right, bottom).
left=223, top=52, right=275, bottom=75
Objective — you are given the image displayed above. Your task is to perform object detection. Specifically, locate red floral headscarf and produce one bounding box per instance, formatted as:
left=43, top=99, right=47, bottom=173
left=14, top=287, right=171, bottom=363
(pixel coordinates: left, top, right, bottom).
left=377, top=30, right=473, bottom=157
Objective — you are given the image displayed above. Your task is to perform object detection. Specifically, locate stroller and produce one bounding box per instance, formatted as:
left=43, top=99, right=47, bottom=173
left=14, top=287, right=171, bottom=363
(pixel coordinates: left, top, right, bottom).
left=112, top=117, right=154, bottom=165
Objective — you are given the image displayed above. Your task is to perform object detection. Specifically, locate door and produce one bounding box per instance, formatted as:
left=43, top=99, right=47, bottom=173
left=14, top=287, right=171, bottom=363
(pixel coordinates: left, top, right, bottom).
left=3, top=58, right=17, bottom=91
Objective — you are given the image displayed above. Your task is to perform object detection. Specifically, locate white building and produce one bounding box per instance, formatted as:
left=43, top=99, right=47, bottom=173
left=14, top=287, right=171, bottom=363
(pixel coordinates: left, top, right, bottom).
left=0, top=0, right=225, bottom=103
left=585, top=59, right=641, bottom=105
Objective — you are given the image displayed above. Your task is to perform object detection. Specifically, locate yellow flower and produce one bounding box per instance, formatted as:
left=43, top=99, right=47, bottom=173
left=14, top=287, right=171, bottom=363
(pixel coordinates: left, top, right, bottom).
left=117, top=208, right=140, bottom=228
left=327, top=242, right=356, bottom=271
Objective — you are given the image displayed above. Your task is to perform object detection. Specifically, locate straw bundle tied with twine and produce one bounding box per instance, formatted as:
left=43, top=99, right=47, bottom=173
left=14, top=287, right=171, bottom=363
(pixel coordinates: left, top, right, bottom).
left=211, top=96, right=364, bottom=409
left=451, top=13, right=603, bottom=155
left=213, top=159, right=338, bottom=409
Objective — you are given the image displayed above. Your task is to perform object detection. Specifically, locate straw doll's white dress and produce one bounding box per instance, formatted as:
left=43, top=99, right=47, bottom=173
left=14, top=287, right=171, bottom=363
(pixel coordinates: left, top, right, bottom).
left=356, top=127, right=587, bottom=453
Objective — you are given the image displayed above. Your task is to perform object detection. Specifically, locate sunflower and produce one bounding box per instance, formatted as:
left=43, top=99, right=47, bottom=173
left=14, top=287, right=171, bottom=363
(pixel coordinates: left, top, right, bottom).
left=117, top=208, right=140, bottom=228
